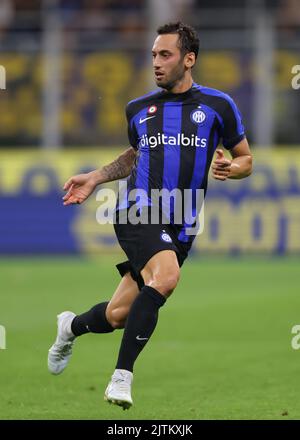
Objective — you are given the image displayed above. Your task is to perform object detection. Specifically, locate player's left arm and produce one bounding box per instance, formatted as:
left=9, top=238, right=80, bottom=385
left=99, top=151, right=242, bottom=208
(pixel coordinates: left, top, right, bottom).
left=212, top=138, right=252, bottom=181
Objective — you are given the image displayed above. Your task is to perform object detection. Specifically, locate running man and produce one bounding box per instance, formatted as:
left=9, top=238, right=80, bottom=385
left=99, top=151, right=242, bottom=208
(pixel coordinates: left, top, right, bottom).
left=48, top=22, right=252, bottom=410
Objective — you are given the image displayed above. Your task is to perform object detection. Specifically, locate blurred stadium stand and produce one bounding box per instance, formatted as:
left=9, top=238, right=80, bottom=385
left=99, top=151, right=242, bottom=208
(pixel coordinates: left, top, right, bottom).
left=0, top=0, right=299, bottom=255
left=0, top=0, right=299, bottom=147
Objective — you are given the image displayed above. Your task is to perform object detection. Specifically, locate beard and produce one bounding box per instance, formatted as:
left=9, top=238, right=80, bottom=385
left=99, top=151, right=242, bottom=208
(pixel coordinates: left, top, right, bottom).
left=155, top=63, right=186, bottom=90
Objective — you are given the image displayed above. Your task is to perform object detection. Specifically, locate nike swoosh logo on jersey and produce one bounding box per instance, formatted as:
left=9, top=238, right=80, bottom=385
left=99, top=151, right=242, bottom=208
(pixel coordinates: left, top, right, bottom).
left=136, top=335, right=148, bottom=341
left=139, top=116, right=156, bottom=124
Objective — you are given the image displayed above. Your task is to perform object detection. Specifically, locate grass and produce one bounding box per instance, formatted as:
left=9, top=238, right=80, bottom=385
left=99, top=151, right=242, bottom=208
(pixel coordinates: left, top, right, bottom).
left=0, top=256, right=300, bottom=420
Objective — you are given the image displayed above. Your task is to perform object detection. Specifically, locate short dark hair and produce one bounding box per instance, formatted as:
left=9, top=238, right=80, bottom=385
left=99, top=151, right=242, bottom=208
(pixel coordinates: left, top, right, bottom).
left=157, top=22, right=199, bottom=60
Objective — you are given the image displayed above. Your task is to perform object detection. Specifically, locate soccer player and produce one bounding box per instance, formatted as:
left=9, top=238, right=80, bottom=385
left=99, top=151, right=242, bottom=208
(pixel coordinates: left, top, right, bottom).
left=48, top=22, right=252, bottom=410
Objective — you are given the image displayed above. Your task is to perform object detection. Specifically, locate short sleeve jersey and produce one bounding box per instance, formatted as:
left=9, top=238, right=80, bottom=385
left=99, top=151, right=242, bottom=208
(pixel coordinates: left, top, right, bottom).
left=117, top=82, right=245, bottom=244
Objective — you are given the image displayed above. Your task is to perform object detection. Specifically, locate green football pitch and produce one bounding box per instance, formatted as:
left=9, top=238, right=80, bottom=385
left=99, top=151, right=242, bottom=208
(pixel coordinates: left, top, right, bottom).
left=1, top=256, right=300, bottom=420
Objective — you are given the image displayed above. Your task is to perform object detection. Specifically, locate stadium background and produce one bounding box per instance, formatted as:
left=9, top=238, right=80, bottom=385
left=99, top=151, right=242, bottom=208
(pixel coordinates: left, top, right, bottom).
left=1, top=0, right=300, bottom=420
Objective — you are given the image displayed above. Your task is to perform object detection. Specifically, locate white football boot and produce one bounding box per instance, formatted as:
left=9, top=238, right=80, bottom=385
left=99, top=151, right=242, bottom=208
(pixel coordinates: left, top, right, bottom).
left=48, top=311, right=76, bottom=375
left=104, top=369, right=133, bottom=410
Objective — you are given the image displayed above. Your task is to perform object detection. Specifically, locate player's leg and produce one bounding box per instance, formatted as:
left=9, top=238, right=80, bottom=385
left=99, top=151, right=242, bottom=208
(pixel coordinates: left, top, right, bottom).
left=105, top=250, right=180, bottom=409
left=105, top=272, right=140, bottom=328
left=71, top=271, right=140, bottom=335
left=48, top=272, right=139, bottom=375
left=116, top=249, right=180, bottom=370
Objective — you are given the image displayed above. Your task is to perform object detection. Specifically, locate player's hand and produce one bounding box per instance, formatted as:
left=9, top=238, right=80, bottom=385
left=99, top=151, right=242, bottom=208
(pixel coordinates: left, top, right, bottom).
left=211, top=149, right=232, bottom=181
left=62, top=172, right=98, bottom=206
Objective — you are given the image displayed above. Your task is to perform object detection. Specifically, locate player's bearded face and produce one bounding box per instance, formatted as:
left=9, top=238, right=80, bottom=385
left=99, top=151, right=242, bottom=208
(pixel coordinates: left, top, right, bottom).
left=152, top=34, right=188, bottom=91
left=155, top=57, right=186, bottom=90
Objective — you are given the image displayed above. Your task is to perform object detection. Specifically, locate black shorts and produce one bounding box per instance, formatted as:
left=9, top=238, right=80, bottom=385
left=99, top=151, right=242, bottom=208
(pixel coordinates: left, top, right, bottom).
left=114, top=215, right=191, bottom=289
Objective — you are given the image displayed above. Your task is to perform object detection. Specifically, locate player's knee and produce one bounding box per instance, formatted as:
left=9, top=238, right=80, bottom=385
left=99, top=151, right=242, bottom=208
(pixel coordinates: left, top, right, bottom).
left=150, top=269, right=180, bottom=297
left=106, top=306, right=127, bottom=329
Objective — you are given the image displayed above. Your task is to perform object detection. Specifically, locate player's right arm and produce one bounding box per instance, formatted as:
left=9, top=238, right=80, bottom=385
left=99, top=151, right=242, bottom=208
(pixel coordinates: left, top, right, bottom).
left=62, top=146, right=137, bottom=206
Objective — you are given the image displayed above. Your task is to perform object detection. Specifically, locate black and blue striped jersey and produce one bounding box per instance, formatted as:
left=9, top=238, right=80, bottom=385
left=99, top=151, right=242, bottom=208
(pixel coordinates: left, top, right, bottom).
left=117, top=82, right=245, bottom=245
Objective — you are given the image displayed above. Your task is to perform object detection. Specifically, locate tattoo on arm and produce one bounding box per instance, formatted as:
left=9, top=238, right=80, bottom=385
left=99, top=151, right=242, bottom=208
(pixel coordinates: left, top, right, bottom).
left=101, top=147, right=137, bottom=182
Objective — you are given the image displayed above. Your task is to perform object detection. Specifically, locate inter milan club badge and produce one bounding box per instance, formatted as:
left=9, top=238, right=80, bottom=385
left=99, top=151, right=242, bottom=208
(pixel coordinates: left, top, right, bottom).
left=190, top=108, right=206, bottom=125
left=160, top=230, right=172, bottom=243
left=148, top=105, right=157, bottom=114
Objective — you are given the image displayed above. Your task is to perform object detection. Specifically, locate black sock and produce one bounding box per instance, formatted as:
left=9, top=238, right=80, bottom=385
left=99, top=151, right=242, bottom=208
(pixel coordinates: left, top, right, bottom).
left=116, top=286, right=166, bottom=372
left=71, top=301, right=114, bottom=336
